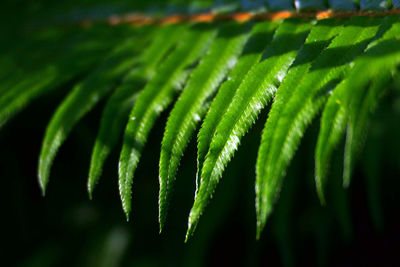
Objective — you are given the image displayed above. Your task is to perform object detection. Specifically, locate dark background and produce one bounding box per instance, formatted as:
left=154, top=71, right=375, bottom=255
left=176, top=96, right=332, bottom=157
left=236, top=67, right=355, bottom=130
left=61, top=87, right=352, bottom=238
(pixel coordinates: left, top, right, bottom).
left=1, top=0, right=400, bottom=266
left=1, top=80, right=400, bottom=266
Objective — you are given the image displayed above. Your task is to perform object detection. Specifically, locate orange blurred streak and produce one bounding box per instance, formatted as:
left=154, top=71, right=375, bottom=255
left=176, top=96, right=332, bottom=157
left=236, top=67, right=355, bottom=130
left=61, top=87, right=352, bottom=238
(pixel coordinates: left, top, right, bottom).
left=231, top=12, right=254, bottom=22
left=161, top=15, right=185, bottom=25
left=268, top=11, right=294, bottom=21
left=102, top=9, right=400, bottom=27
left=190, top=13, right=216, bottom=22
left=316, top=10, right=334, bottom=20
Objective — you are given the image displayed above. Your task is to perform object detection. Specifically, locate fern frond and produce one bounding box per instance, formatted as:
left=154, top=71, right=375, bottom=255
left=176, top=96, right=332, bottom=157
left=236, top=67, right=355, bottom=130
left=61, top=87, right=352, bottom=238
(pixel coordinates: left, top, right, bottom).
left=255, top=15, right=382, bottom=235
left=3, top=0, right=400, bottom=248
left=87, top=24, right=185, bottom=198
left=118, top=23, right=218, bottom=220
left=186, top=18, right=313, bottom=240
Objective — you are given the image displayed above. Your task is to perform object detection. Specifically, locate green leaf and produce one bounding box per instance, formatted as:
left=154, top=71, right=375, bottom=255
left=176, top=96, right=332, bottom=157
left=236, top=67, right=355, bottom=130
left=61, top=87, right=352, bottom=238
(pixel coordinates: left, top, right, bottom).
left=118, top=23, right=218, bottom=220
left=315, top=84, right=348, bottom=202
left=87, top=24, right=186, bottom=198
left=255, top=16, right=382, bottom=236
left=187, top=18, right=313, bottom=241
left=158, top=22, right=252, bottom=231
left=38, top=34, right=149, bottom=194
left=196, top=21, right=279, bottom=193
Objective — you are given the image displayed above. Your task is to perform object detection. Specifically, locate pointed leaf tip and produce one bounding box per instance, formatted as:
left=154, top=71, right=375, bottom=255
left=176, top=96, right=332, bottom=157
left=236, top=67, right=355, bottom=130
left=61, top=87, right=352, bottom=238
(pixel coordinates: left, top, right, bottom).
left=184, top=228, right=192, bottom=243
left=159, top=209, right=166, bottom=234
left=185, top=215, right=197, bottom=243
left=256, top=214, right=266, bottom=240
left=184, top=235, right=190, bottom=243
left=88, top=187, right=93, bottom=200
left=125, top=211, right=130, bottom=222
left=38, top=163, right=49, bottom=197
left=256, top=227, right=261, bottom=240
left=39, top=180, right=46, bottom=197
left=158, top=206, right=165, bottom=234
left=87, top=177, right=94, bottom=199
left=316, top=187, right=327, bottom=206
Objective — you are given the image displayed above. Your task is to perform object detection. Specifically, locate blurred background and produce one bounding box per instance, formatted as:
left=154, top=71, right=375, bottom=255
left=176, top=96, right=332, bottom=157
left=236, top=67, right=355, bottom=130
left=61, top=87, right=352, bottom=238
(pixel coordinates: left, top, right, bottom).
left=1, top=0, right=400, bottom=266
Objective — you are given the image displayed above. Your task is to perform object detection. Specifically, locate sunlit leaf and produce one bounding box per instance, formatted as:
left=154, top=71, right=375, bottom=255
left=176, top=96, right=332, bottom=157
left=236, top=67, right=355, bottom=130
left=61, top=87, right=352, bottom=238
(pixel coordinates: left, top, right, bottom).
left=118, top=23, right=218, bottom=219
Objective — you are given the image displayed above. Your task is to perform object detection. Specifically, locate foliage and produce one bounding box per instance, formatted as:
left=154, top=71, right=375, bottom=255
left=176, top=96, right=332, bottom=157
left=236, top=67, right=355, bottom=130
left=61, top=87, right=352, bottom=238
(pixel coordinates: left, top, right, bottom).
left=2, top=1, right=400, bottom=260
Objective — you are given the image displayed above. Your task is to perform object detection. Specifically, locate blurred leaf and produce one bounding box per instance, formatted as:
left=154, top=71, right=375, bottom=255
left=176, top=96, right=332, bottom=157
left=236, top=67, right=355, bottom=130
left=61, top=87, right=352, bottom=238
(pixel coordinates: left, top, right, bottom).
left=38, top=33, right=149, bottom=193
